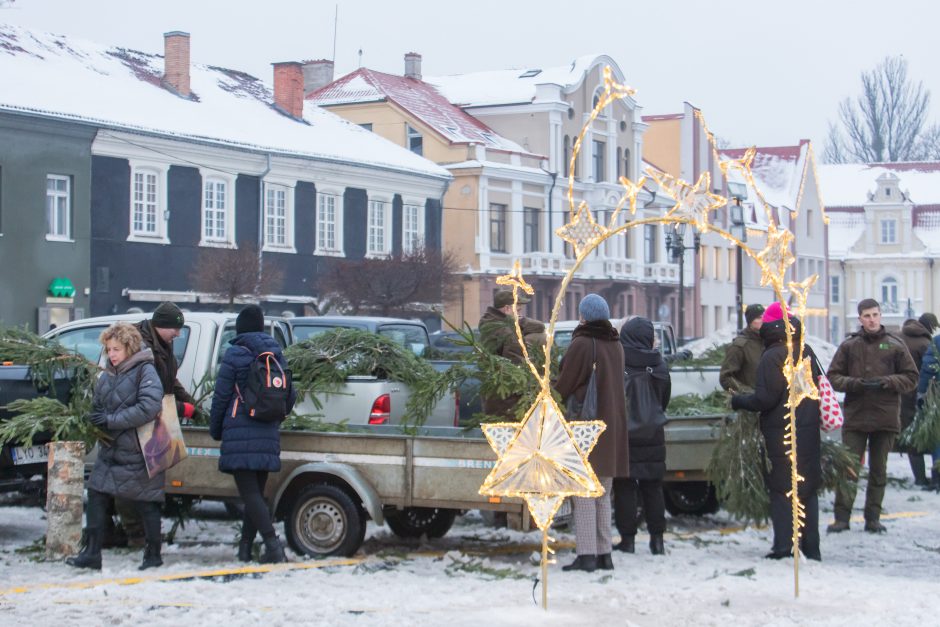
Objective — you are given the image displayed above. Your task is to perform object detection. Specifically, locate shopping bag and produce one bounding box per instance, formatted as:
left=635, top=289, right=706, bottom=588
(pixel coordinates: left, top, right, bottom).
left=137, top=394, right=188, bottom=478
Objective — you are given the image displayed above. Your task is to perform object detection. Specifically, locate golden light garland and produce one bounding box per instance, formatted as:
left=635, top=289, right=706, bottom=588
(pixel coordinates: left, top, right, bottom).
left=480, top=67, right=825, bottom=608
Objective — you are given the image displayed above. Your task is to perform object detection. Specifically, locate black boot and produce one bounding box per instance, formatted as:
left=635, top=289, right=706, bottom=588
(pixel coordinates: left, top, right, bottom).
left=596, top=553, right=614, bottom=570
left=138, top=501, right=163, bottom=570
left=649, top=534, right=665, bottom=555
left=260, top=534, right=287, bottom=564
left=909, top=453, right=928, bottom=487
left=562, top=555, right=597, bottom=572
left=66, top=528, right=102, bottom=570
left=614, top=536, right=635, bottom=553
left=238, top=534, right=256, bottom=562
left=139, top=542, right=163, bottom=570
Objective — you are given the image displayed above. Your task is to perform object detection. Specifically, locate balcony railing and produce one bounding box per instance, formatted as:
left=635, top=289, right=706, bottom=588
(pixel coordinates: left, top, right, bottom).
left=642, top=262, right=679, bottom=283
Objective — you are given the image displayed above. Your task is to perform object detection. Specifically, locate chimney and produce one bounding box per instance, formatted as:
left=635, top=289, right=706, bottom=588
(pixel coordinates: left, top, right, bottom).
left=404, top=52, right=422, bottom=80
left=272, top=61, right=304, bottom=119
left=302, top=59, right=335, bottom=96
left=163, top=31, right=191, bottom=97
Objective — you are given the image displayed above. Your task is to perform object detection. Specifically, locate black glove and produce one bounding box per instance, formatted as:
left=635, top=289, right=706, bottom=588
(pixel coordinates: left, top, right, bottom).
left=89, top=412, right=108, bottom=428
left=861, top=378, right=884, bottom=390
left=730, top=395, right=744, bottom=411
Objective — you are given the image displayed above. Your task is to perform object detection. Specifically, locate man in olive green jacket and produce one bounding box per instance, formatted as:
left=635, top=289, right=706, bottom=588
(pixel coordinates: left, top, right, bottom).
left=826, top=298, right=918, bottom=533
left=720, top=304, right=765, bottom=394
left=479, top=289, right=533, bottom=419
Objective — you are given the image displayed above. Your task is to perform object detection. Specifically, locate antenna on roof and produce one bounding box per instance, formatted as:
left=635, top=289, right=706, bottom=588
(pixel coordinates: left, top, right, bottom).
left=331, top=4, right=338, bottom=62
left=358, top=48, right=363, bottom=68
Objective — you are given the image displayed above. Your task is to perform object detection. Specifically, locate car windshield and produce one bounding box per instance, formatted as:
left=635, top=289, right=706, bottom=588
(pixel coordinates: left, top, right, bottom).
left=377, top=325, right=429, bottom=357
left=291, top=323, right=365, bottom=343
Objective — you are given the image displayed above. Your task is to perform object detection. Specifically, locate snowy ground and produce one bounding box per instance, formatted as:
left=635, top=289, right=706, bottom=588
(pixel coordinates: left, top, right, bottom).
left=1, top=454, right=937, bottom=626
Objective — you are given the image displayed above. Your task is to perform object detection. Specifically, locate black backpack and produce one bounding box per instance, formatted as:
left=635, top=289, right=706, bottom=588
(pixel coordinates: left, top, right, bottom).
left=236, top=351, right=292, bottom=423
left=624, top=366, right=668, bottom=439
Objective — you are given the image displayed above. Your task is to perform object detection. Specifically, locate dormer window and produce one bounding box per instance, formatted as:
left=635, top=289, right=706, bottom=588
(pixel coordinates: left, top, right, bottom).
left=519, top=69, right=541, bottom=78
left=885, top=187, right=891, bottom=197
left=880, top=218, right=897, bottom=244
left=407, top=125, right=423, bottom=156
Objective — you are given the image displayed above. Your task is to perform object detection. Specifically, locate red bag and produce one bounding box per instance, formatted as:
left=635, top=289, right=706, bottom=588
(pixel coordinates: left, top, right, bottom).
left=817, top=371, right=843, bottom=432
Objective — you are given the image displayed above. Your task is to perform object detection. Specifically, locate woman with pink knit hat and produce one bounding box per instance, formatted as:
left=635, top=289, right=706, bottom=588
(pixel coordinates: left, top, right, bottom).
left=730, top=302, right=823, bottom=560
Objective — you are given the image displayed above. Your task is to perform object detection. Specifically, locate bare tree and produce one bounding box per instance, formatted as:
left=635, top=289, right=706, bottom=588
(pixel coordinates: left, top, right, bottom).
left=318, top=247, right=461, bottom=317
left=189, top=241, right=284, bottom=308
left=824, top=56, right=940, bottom=163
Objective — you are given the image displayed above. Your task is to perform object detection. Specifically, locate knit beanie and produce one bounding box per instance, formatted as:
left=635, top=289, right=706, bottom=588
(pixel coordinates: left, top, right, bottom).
left=762, top=301, right=789, bottom=323
left=235, top=304, right=265, bottom=335
left=151, top=301, right=184, bottom=329
left=745, top=304, right=765, bottom=325
left=919, top=312, right=939, bottom=333
left=578, top=293, right=610, bottom=322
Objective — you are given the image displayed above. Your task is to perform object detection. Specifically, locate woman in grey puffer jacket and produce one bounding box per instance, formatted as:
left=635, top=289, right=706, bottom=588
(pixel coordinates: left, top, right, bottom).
left=67, top=322, right=164, bottom=571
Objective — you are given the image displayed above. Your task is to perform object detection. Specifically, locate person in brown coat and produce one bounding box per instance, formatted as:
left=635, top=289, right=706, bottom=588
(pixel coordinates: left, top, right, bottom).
left=554, top=294, right=627, bottom=573
left=899, top=313, right=938, bottom=485
left=479, top=289, right=533, bottom=419
left=826, top=298, right=919, bottom=534
left=720, top=304, right=765, bottom=393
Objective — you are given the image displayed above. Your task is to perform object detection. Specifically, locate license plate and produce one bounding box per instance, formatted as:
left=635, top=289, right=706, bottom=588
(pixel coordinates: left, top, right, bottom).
left=10, top=444, right=49, bottom=466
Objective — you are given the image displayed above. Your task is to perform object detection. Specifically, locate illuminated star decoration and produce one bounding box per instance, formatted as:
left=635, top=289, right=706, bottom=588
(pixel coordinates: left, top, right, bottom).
left=495, top=260, right=535, bottom=298
left=646, top=170, right=726, bottom=232
left=755, top=225, right=796, bottom=289
left=555, top=201, right=608, bottom=258
left=480, top=392, right=605, bottom=530
left=718, top=146, right=756, bottom=180
left=614, top=175, right=648, bottom=219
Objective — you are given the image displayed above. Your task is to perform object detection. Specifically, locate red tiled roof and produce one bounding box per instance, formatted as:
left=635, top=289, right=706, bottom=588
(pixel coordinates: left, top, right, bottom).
left=307, top=68, right=527, bottom=153
left=721, top=140, right=810, bottom=163
left=868, top=162, right=940, bottom=173
left=641, top=113, right=683, bottom=122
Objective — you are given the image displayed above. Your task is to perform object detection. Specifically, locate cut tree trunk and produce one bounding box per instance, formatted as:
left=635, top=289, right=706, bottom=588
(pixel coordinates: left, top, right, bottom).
left=45, top=440, right=85, bottom=559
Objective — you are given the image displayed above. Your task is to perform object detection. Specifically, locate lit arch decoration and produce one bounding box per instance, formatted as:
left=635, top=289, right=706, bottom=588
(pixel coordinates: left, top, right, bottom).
left=478, top=66, right=824, bottom=608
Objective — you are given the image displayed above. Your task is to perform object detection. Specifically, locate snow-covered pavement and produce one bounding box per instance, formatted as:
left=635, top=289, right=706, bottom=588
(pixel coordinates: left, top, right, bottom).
left=1, top=454, right=937, bottom=626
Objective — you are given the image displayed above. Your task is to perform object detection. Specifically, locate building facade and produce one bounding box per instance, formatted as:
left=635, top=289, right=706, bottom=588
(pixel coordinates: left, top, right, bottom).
left=822, top=163, right=940, bottom=338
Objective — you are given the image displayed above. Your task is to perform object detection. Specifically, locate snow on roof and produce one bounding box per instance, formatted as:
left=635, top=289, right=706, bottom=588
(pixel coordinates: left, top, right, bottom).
left=721, top=142, right=810, bottom=211
left=817, top=162, right=940, bottom=208
left=0, top=24, right=449, bottom=179
left=426, top=54, right=614, bottom=108
left=306, top=67, right=529, bottom=154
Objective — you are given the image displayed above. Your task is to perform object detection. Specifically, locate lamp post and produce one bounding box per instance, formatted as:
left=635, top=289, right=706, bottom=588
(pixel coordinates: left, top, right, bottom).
left=665, top=221, right=701, bottom=344
left=728, top=181, right=748, bottom=329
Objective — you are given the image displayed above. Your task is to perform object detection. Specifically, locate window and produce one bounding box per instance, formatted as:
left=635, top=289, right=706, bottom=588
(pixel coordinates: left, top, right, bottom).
left=623, top=148, right=631, bottom=180
left=563, top=135, right=571, bottom=178
left=644, top=224, right=657, bottom=264
left=202, top=177, right=229, bottom=243
left=806, top=208, right=813, bottom=237
left=359, top=123, right=373, bottom=131
left=881, top=276, right=898, bottom=308
left=523, top=207, right=540, bottom=253
left=264, top=184, right=291, bottom=249
left=46, top=174, right=71, bottom=239
left=616, top=147, right=623, bottom=179
left=489, top=203, right=507, bottom=253
left=316, top=193, right=342, bottom=254
left=831, top=275, right=840, bottom=304
left=593, top=140, right=605, bottom=182
left=880, top=219, right=897, bottom=244
left=407, top=125, right=423, bottom=156
left=131, top=168, right=160, bottom=236
left=713, top=247, right=721, bottom=280
left=402, top=203, right=424, bottom=254
left=367, top=200, right=390, bottom=256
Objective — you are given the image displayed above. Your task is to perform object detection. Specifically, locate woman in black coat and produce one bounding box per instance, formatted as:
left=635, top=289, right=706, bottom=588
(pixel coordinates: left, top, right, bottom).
left=210, top=305, right=295, bottom=563
left=731, top=304, right=822, bottom=560
left=614, top=317, right=671, bottom=555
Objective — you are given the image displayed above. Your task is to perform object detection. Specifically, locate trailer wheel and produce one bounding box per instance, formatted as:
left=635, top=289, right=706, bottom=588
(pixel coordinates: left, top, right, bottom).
left=286, top=483, right=366, bottom=557
left=385, top=507, right=457, bottom=538
left=663, top=482, right=720, bottom=516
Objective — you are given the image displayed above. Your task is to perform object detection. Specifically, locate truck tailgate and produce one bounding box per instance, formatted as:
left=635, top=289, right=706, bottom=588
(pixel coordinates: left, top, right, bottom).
left=663, top=413, right=727, bottom=480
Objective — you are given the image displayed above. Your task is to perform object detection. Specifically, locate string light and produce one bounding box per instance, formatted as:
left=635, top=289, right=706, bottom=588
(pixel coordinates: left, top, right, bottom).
left=481, top=66, right=827, bottom=607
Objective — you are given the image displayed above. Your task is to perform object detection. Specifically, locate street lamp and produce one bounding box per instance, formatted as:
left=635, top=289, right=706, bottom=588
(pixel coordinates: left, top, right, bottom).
left=727, top=181, right=748, bottom=329
left=665, top=221, right=701, bottom=345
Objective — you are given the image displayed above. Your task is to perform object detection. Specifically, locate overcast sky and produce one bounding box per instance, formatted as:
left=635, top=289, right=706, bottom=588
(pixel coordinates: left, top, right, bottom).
left=4, top=0, right=939, bottom=153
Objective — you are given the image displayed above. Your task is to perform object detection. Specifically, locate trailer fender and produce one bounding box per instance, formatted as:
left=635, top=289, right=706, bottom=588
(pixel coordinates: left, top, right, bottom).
left=273, top=462, right=384, bottom=525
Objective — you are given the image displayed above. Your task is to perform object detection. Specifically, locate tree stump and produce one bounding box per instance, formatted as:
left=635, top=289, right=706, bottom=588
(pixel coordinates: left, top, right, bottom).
left=45, top=440, right=85, bottom=559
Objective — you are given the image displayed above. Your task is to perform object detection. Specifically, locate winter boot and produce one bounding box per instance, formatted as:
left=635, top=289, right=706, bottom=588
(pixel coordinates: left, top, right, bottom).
left=596, top=553, right=614, bottom=570
left=864, top=520, right=887, bottom=534
left=139, top=542, right=163, bottom=570
left=561, top=555, right=597, bottom=572
left=826, top=519, right=850, bottom=533
left=909, top=453, right=928, bottom=487
left=260, top=534, right=287, bottom=564
left=66, top=528, right=102, bottom=570
left=614, top=535, right=635, bottom=553
left=649, top=534, right=665, bottom=556
left=238, top=532, right=256, bottom=563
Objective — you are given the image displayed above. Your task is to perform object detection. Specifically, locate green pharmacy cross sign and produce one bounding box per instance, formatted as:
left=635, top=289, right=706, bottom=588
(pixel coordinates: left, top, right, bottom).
left=48, top=277, right=76, bottom=298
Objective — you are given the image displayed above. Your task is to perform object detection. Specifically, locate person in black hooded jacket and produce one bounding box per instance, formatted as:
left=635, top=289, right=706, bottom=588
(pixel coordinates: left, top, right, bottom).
left=731, top=303, right=822, bottom=561
left=613, top=317, right=671, bottom=555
